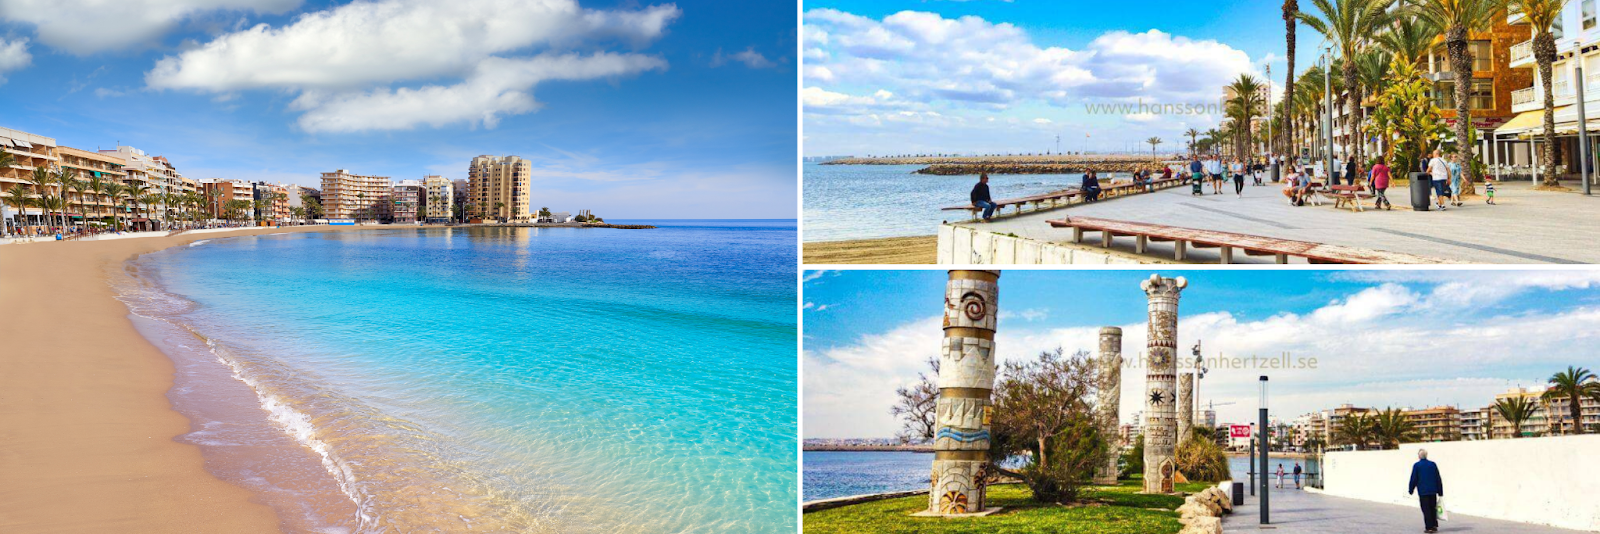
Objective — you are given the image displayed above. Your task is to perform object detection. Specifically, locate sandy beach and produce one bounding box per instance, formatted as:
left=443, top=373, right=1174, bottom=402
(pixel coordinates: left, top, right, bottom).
left=802, top=236, right=937, bottom=264
left=0, top=226, right=368, bottom=533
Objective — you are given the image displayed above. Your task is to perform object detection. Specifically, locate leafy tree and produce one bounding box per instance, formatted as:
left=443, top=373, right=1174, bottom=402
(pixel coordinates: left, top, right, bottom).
left=1494, top=395, right=1538, bottom=438
left=1543, top=366, right=1600, bottom=435
left=990, top=348, right=1105, bottom=504
left=890, top=357, right=939, bottom=444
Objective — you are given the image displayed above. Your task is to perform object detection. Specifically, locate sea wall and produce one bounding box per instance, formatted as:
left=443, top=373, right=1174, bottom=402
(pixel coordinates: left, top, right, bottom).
left=936, top=224, right=1149, bottom=265
left=1322, top=434, right=1600, bottom=531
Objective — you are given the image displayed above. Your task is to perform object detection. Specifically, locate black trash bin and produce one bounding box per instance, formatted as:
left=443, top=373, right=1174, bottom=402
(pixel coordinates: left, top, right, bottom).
left=1232, top=481, right=1244, bottom=506
left=1270, top=163, right=1280, bottom=183
left=1410, top=172, right=1431, bottom=211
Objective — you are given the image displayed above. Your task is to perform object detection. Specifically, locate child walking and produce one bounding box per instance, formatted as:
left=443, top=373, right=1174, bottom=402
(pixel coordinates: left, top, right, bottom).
left=1485, top=178, right=1497, bottom=205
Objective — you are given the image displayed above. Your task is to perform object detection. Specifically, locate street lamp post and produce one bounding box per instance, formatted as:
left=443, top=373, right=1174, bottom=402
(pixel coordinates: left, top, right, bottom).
left=1578, top=66, right=1592, bottom=195
left=1259, top=375, right=1270, bottom=525
left=1323, top=46, right=1335, bottom=183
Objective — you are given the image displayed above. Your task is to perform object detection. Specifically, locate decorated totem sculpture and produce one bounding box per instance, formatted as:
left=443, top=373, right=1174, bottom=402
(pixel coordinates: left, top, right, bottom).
left=1140, top=274, right=1186, bottom=494
left=1178, top=372, right=1194, bottom=445
left=1093, top=326, right=1123, bottom=485
left=929, top=270, right=999, bottom=515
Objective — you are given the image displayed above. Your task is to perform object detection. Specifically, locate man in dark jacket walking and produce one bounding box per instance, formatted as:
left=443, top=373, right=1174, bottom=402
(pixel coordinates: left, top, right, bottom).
left=1409, top=449, right=1444, bottom=533
left=971, top=173, right=996, bottom=222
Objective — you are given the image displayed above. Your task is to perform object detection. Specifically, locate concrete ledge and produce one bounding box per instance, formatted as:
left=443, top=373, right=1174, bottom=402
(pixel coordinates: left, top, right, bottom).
left=802, top=489, right=928, bottom=513
left=936, top=223, right=1165, bottom=265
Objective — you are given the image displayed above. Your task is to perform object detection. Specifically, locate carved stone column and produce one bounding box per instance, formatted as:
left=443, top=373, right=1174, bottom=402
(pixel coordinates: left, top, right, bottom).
left=928, top=270, right=999, bottom=515
left=1178, top=372, right=1195, bottom=445
left=1094, top=326, right=1123, bottom=485
left=1140, top=274, right=1186, bottom=494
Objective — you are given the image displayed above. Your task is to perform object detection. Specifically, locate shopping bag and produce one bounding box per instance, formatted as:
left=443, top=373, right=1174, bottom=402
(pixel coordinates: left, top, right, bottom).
left=1438, top=495, right=1448, bottom=521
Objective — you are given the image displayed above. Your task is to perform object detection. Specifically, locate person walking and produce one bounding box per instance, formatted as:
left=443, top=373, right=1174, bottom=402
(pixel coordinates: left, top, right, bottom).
left=1409, top=449, right=1445, bottom=533
left=1293, top=462, right=1303, bottom=489
left=1448, top=155, right=1464, bottom=207
left=1345, top=157, right=1359, bottom=188
left=1428, top=150, right=1451, bottom=211
left=1371, top=156, right=1393, bottom=210
left=970, top=173, right=997, bottom=222
left=1275, top=463, right=1286, bottom=489
left=1231, top=158, right=1246, bottom=197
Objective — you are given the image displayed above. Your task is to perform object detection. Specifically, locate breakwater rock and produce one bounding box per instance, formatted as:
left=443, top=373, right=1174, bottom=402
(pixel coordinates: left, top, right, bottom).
left=915, top=161, right=1171, bottom=176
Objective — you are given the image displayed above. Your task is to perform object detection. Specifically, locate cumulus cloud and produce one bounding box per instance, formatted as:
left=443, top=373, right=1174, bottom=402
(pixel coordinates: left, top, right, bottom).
left=805, top=281, right=1597, bottom=438
left=292, top=53, right=666, bottom=133
left=0, top=0, right=301, bottom=55
left=801, top=9, right=1252, bottom=110
left=0, top=38, right=29, bottom=83
left=141, top=0, right=678, bottom=132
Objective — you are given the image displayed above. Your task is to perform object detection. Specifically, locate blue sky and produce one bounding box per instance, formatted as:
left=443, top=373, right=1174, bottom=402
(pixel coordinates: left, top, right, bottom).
left=803, top=270, right=1600, bottom=439
left=0, top=0, right=795, bottom=219
left=802, top=0, right=1331, bottom=157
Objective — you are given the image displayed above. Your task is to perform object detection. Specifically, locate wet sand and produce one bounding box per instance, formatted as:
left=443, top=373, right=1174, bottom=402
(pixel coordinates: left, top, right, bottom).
left=0, top=226, right=369, bottom=533
left=802, top=236, right=937, bottom=264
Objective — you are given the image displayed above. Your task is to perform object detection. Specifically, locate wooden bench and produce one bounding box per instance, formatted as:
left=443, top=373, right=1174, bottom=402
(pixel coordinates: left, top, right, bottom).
left=1045, top=216, right=1454, bottom=264
left=1326, top=184, right=1375, bottom=212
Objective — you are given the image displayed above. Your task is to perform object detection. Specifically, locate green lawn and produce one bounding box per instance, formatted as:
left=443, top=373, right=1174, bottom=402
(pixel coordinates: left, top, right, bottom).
left=803, top=479, right=1216, bottom=534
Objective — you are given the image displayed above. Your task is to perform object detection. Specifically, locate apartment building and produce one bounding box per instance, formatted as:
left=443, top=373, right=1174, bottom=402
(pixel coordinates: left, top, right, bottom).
left=1460, top=406, right=1491, bottom=441
left=468, top=155, right=531, bottom=221
left=452, top=179, right=469, bottom=221
left=1544, top=389, right=1600, bottom=434
left=252, top=182, right=291, bottom=222
left=200, top=179, right=255, bottom=220
left=56, top=146, right=129, bottom=226
left=1403, top=406, right=1462, bottom=442
left=392, top=180, right=422, bottom=224
left=320, top=169, right=391, bottom=221
left=1498, top=0, right=1600, bottom=178
left=1, top=127, right=59, bottom=230
left=422, top=175, right=453, bottom=223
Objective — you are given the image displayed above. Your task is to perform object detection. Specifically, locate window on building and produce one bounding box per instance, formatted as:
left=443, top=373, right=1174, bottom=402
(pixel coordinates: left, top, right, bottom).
left=1588, top=0, right=1597, bottom=30
left=1434, top=79, right=1496, bottom=111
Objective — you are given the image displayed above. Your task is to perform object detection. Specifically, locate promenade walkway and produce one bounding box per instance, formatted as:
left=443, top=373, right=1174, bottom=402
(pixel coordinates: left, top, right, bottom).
left=962, top=179, right=1600, bottom=263
left=1223, top=485, right=1583, bottom=533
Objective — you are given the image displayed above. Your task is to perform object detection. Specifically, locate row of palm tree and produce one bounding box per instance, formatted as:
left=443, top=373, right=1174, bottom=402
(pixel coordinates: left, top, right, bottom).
left=1329, top=366, right=1598, bottom=449
left=1287, top=0, right=1568, bottom=192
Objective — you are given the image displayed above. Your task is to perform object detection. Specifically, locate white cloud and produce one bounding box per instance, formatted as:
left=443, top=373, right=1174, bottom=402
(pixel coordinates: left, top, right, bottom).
left=291, top=53, right=666, bottom=133
left=712, top=46, right=775, bottom=68
left=0, top=0, right=301, bottom=55
left=0, top=38, right=29, bottom=83
left=141, top=0, right=678, bottom=132
left=805, top=282, right=1600, bottom=438
left=801, top=9, right=1252, bottom=109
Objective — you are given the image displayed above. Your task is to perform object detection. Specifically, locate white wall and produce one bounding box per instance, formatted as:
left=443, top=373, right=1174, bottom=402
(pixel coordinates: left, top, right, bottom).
left=1323, top=434, right=1600, bottom=531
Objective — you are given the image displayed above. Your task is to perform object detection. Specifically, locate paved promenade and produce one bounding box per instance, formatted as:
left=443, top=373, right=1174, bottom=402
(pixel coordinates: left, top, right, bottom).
left=962, top=179, right=1600, bottom=263
left=1223, top=485, right=1584, bottom=533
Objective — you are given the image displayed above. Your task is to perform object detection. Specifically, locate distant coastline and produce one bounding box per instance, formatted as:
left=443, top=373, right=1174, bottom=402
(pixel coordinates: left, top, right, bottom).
left=803, top=444, right=932, bottom=452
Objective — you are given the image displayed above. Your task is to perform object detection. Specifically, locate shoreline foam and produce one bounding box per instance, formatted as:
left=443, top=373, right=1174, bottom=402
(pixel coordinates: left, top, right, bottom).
left=0, top=225, right=369, bottom=533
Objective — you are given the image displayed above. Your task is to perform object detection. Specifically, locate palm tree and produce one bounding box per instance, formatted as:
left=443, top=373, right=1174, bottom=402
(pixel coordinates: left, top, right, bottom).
left=0, top=149, right=14, bottom=235
left=1225, top=74, right=1267, bottom=160
left=4, top=184, right=33, bottom=233
left=65, top=176, right=88, bottom=233
left=1411, top=0, right=1504, bottom=195
left=1354, top=49, right=1394, bottom=155
left=1146, top=136, right=1163, bottom=157
left=1543, top=366, right=1599, bottom=435
left=38, top=195, right=66, bottom=234
left=1203, top=129, right=1223, bottom=156
left=1376, top=17, right=1442, bottom=68
left=126, top=183, right=151, bottom=230
left=1297, top=0, right=1397, bottom=166
left=494, top=201, right=506, bottom=221
left=1334, top=412, right=1377, bottom=449
left=1185, top=128, right=1201, bottom=158
left=1373, top=407, right=1419, bottom=449
left=102, top=183, right=126, bottom=232
left=1494, top=395, right=1538, bottom=438
left=1284, top=0, right=1300, bottom=154
left=1509, top=0, right=1570, bottom=186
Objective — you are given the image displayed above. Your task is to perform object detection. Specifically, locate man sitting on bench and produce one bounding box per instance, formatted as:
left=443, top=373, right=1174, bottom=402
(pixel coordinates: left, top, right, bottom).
left=971, top=173, right=997, bottom=222
left=1082, top=171, right=1103, bottom=202
left=1283, top=166, right=1311, bottom=206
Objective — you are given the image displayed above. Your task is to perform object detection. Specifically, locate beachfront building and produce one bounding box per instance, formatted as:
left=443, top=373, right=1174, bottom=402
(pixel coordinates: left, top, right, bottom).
left=57, top=146, right=129, bottom=228
left=1, top=127, right=59, bottom=232
left=201, top=179, right=255, bottom=221
left=1427, top=11, right=1531, bottom=161
left=392, top=180, right=422, bottom=224
left=1544, top=388, right=1600, bottom=434
left=451, top=179, right=468, bottom=222
left=101, top=146, right=189, bottom=230
left=1489, top=387, right=1550, bottom=438
left=468, top=155, right=531, bottom=222
left=1403, top=406, right=1462, bottom=442
left=321, top=169, right=391, bottom=222
left=252, top=182, right=291, bottom=222
left=422, top=175, right=453, bottom=223
left=1460, top=406, right=1491, bottom=441
left=1498, top=1, right=1600, bottom=181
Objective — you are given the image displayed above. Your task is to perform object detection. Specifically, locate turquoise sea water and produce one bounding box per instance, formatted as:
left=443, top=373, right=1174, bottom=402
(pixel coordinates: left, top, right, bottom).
left=117, top=222, right=797, bottom=533
left=802, top=451, right=931, bottom=501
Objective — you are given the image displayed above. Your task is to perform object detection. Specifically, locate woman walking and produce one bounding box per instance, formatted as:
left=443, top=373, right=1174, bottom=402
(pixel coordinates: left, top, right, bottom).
left=1231, top=159, right=1246, bottom=197
left=1370, top=156, right=1392, bottom=210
